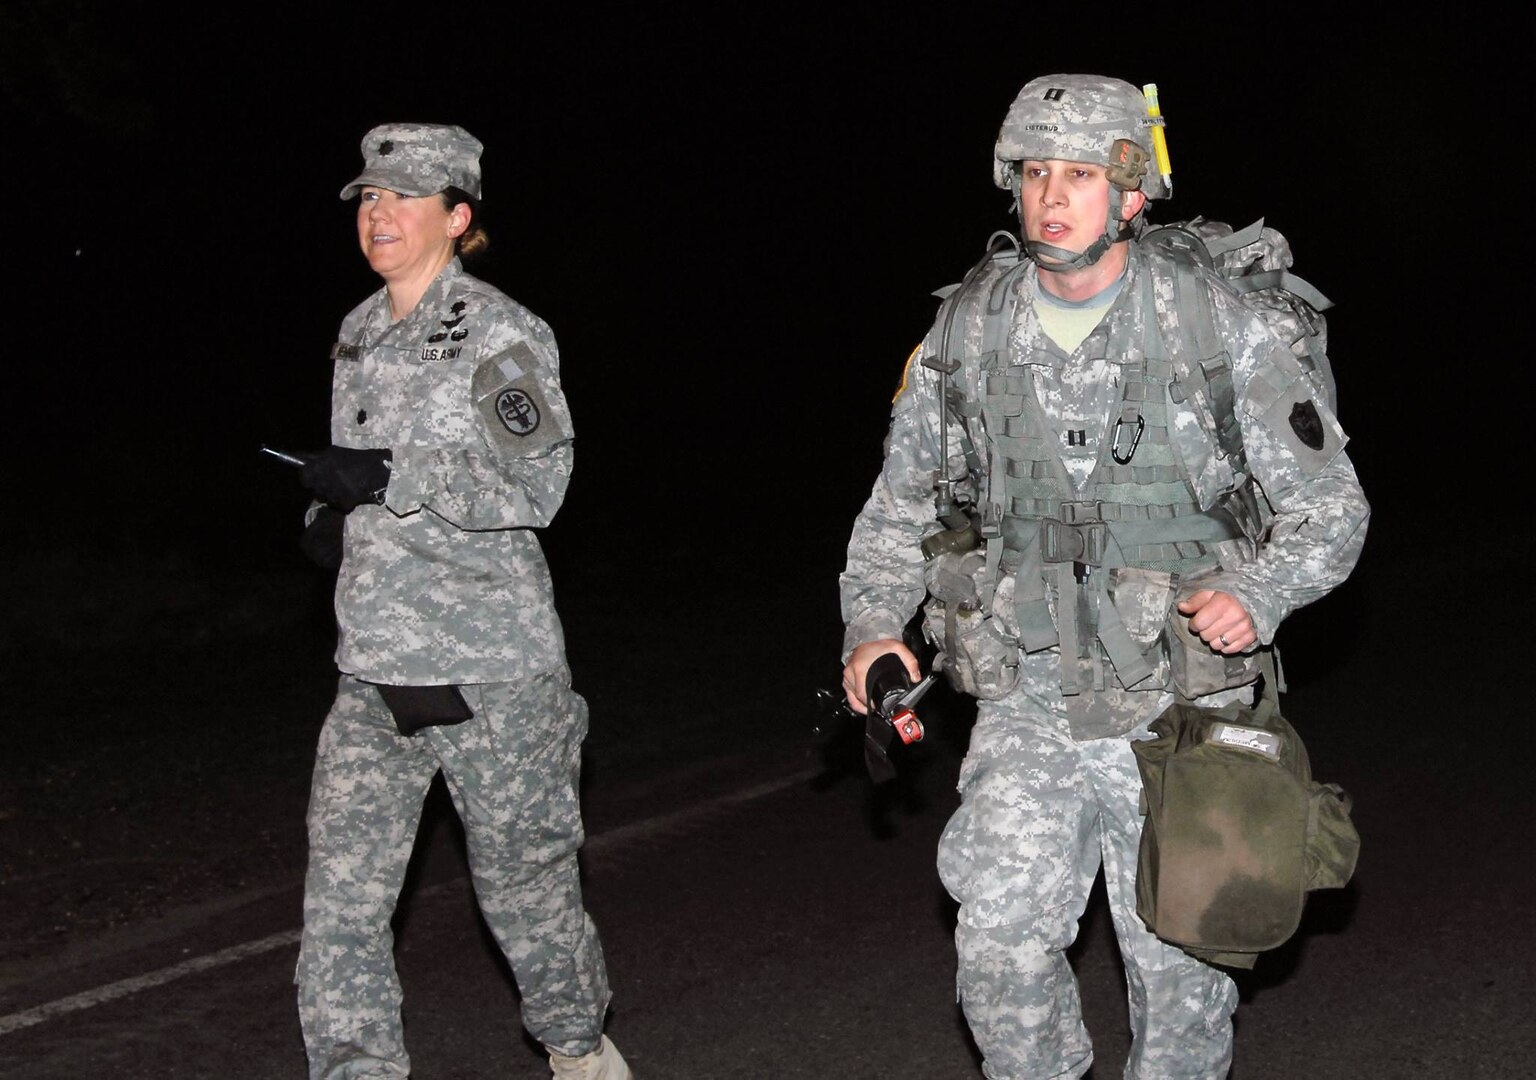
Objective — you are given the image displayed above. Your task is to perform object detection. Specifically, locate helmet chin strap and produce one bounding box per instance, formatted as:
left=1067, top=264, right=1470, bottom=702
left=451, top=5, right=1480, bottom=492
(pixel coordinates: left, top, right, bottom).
left=1024, top=185, right=1135, bottom=273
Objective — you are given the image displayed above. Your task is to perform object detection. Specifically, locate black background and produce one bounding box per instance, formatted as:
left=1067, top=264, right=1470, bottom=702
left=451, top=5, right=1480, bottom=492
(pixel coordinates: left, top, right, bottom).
left=2, top=8, right=1516, bottom=590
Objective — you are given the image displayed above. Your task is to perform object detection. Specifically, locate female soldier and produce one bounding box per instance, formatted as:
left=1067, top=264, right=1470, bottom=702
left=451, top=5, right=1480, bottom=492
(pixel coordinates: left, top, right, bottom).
left=295, top=123, right=630, bottom=1080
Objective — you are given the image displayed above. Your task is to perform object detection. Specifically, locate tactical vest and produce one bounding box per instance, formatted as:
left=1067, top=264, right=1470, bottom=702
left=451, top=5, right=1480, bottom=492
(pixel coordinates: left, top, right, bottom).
left=922, top=238, right=1268, bottom=732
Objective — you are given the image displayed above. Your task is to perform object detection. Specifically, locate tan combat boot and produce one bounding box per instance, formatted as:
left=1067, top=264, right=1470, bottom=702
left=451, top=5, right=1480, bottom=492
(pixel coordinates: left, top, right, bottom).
left=548, top=1034, right=632, bottom=1079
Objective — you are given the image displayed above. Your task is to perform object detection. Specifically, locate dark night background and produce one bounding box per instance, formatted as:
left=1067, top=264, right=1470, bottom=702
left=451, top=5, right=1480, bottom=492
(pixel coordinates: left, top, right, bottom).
left=5, top=8, right=1515, bottom=559
left=1, top=4, right=1530, bottom=1077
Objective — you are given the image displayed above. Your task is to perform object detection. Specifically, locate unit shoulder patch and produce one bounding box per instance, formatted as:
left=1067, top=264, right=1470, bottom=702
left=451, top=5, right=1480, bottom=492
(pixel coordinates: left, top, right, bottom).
left=471, top=342, right=568, bottom=456
left=1250, top=377, right=1346, bottom=478
left=1288, top=400, right=1325, bottom=451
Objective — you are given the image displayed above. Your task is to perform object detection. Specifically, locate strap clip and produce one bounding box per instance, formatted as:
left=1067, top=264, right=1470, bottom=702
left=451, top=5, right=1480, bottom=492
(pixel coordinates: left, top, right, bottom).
left=1040, top=509, right=1107, bottom=568
left=1111, top=410, right=1145, bottom=464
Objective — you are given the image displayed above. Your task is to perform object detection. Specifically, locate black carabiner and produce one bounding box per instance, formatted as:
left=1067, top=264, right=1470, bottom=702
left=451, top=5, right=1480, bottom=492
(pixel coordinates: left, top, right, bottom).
left=1111, top=414, right=1145, bottom=464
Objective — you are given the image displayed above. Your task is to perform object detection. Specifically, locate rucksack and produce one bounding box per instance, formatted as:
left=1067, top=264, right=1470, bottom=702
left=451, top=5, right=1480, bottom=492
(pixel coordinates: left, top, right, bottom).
left=1140, top=216, right=1337, bottom=412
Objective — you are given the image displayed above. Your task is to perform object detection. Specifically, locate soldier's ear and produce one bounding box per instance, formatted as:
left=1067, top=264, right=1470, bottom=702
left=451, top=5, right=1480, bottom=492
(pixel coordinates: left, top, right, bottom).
left=1121, top=189, right=1146, bottom=221
left=446, top=202, right=471, bottom=239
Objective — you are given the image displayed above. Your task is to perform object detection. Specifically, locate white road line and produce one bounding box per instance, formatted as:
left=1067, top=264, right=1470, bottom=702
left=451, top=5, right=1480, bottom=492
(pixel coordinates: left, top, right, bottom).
left=0, top=767, right=815, bottom=1036
left=0, top=932, right=302, bottom=1035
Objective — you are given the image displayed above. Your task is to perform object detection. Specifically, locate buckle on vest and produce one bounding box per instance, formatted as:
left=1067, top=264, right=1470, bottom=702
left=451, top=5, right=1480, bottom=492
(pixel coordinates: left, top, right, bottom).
left=1040, top=512, right=1107, bottom=567
left=1058, top=500, right=1102, bottom=525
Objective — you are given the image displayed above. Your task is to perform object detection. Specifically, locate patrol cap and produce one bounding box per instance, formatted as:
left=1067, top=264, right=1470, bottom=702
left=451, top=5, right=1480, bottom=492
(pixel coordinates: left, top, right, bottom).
left=340, top=123, right=484, bottom=200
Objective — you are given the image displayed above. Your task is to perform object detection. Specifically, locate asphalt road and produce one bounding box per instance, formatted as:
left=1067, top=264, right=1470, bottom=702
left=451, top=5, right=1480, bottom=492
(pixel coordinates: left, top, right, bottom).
left=1, top=533, right=1530, bottom=1078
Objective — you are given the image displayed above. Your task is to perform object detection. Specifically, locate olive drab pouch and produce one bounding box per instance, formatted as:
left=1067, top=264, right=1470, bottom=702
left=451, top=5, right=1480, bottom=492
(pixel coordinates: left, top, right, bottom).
left=1131, top=662, right=1359, bottom=968
left=921, top=550, right=1022, bottom=700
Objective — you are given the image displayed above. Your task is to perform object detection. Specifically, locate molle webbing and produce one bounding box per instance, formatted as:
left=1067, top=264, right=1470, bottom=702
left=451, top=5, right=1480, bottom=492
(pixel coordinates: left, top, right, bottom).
left=929, top=243, right=1267, bottom=697
left=998, top=499, right=1245, bottom=694
left=999, top=505, right=1246, bottom=554
left=968, top=257, right=1244, bottom=695
left=984, top=351, right=1223, bottom=569
left=925, top=248, right=1030, bottom=538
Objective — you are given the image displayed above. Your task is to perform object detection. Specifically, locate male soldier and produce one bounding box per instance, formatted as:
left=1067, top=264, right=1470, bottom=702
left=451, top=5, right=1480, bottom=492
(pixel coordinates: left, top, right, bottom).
left=839, top=75, right=1367, bottom=1078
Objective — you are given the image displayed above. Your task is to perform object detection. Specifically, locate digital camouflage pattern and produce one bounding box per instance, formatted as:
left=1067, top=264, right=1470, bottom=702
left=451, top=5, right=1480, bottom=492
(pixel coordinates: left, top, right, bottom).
left=840, top=237, right=1368, bottom=1077
left=339, top=123, right=484, bottom=200
left=329, top=258, right=576, bottom=685
left=297, top=675, right=611, bottom=1077
left=938, top=700, right=1238, bottom=1079
left=993, top=75, right=1169, bottom=198
left=299, top=256, right=611, bottom=1077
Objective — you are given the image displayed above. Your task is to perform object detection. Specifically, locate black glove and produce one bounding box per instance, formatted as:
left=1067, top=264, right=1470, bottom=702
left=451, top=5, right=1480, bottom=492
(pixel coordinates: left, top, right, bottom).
left=299, top=505, right=346, bottom=569
left=301, top=445, right=392, bottom=512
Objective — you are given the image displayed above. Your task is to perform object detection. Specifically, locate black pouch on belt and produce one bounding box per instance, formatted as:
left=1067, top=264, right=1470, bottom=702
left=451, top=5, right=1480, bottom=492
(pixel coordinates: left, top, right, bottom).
left=372, top=684, right=473, bottom=736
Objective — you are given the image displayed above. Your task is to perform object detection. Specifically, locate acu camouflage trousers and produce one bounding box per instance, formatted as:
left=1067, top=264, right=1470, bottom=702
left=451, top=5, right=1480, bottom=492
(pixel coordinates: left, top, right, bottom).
left=296, top=672, right=611, bottom=1079
left=937, top=678, right=1237, bottom=1080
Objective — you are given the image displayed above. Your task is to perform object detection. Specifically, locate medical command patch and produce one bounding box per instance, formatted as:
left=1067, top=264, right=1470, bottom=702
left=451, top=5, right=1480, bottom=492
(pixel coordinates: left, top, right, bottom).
left=472, top=343, right=567, bottom=456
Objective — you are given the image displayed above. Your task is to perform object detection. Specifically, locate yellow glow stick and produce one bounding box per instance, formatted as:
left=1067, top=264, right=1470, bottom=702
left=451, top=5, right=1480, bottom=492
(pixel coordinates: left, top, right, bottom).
left=1142, top=83, right=1172, bottom=193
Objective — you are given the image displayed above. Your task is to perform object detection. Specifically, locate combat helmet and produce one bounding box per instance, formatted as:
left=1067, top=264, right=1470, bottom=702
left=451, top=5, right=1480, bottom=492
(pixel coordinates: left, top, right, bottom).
left=994, top=74, right=1169, bottom=271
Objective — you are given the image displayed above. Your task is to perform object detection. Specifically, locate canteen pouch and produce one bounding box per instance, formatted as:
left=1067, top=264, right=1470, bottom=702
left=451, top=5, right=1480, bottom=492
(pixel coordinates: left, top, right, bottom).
left=1056, top=567, right=1181, bottom=741
left=372, top=683, right=474, bottom=736
left=1132, top=684, right=1359, bottom=969
left=921, top=550, right=1022, bottom=700
left=1165, top=574, right=1263, bottom=698
left=1102, top=566, right=1180, bottom=690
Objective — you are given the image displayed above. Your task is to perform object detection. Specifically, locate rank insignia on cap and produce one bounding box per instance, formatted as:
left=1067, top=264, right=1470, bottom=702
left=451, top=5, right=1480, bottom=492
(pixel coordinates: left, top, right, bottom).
left=1289, top=400, right=1325, bottom=450
left=378, top=140, right=394, bottom=154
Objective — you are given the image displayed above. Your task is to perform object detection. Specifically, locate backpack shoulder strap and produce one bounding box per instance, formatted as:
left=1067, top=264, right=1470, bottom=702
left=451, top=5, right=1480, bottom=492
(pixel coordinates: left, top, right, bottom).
left=1143, top=243, right=1270, bottom=540
left=1141, top=242, right=1245, bottom=463
left=921, top=233, right=1024, bottom=522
